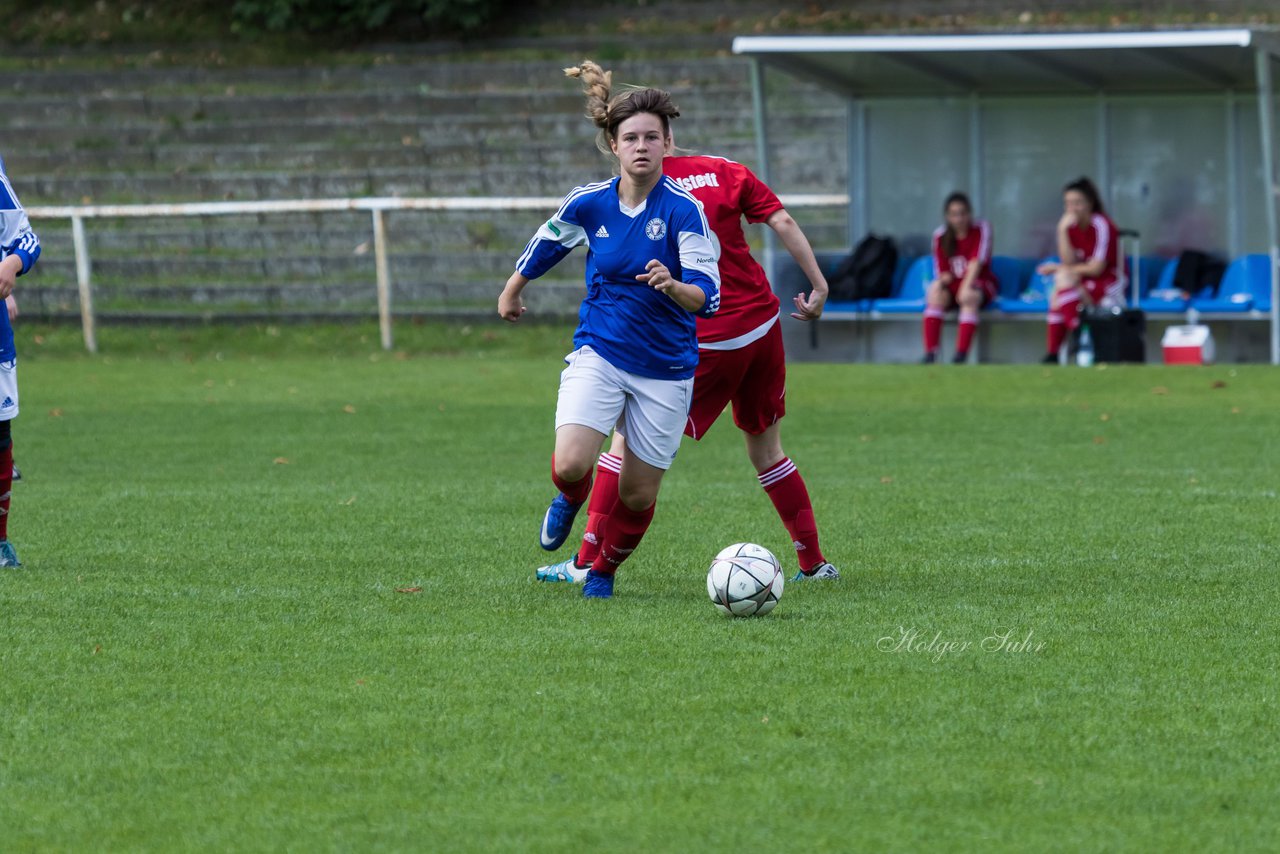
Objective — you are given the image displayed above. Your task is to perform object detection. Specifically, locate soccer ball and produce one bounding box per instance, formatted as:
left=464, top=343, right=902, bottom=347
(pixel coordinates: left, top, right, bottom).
left=706, top=543, right=784, bottom=617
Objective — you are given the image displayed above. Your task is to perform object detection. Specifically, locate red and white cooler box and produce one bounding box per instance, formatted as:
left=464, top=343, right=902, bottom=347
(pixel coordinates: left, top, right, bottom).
left=1161, top=324, right=1215, bottom=365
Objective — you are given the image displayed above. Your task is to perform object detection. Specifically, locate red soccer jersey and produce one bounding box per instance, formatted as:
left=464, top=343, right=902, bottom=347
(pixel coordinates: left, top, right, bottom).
left=662, top=155, right=783, bottom=344
left=931, top=219, right=995, bottom=283
left=1067, top=213, right=1119, bottom=278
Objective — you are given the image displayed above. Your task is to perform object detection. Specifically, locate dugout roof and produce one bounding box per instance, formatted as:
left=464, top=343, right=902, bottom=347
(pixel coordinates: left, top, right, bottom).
left=733, top=29, right=1280, bottom=363
left=731, top=30, right=1279, bottom=97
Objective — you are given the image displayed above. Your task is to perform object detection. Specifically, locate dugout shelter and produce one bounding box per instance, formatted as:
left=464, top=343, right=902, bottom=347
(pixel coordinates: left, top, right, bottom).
left=734, top=29, right=1280, bottom=364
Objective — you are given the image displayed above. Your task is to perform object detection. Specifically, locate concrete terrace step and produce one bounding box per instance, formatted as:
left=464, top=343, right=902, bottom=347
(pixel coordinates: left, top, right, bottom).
left=1, top=57, right=760, bottom=99
left=20, top=165, right=613, bottom=202
left=15, top=140, right=584, bottom=175
left=0, top=80, right=821, bottom=126
left=31, top=160, right=843, bottom=201
left=14, top=132, right=829, bottom=176
left=10, top=100, right=832, bottom=147
left=15, top=129, right=843, bottom=203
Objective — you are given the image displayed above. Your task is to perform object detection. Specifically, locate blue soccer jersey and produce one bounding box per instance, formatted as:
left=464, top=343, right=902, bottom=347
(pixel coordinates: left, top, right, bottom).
left=516, top=176, right=720, bottom=380
left=0, top=155, right=41, bottom=363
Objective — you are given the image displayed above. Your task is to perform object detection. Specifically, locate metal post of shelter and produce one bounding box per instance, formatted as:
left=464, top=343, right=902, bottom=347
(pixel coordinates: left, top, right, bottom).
left=1256, top=47, right=1280, bottom=364
left=749, top=59, right=778, bottom=291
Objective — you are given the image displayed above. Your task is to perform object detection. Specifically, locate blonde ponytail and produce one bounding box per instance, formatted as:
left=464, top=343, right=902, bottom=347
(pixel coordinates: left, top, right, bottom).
left=564, top=59, right=680, bottom=159
left=564, top=60, right=613, bottom=131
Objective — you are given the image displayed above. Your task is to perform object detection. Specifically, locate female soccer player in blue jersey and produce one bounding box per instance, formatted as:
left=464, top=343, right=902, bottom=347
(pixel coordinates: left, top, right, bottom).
left=536, top=61, right=839, bottom=588
left=0, top=154, right=42, bottom=568
left=497, top=77, right=720, bottom=599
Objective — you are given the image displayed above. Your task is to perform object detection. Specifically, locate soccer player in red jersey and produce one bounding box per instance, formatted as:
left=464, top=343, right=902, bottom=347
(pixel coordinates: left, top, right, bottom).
left=537, top=61, right=840, bottom=584
left=922, top=192, right=998, bottom=364
left=1036, top=177, right=1122, bottom=363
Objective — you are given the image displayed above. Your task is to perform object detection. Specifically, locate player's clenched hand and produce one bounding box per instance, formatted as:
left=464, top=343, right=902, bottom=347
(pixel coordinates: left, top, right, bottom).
left=0, top=256, right=20, bottom=300
left=497, top=288, right=526, bottom=322
left=637, top=259, right=675, bottom=293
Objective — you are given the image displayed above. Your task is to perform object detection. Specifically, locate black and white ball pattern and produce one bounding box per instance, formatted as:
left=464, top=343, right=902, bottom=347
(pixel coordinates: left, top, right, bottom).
left=707, top=543, right=784, bottom=617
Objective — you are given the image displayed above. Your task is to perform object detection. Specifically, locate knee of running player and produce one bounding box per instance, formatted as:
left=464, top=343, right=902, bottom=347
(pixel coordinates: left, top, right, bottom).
left=616, top=463, right=662, bottom=511
left=552, top=426, right=604, bottom=482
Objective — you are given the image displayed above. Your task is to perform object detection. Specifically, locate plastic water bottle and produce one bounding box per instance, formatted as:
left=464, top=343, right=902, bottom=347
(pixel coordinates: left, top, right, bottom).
left=1076, top=323, right=1095, bottom=367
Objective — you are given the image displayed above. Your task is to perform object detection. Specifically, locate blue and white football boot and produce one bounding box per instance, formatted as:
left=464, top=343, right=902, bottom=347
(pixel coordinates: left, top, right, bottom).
left=0, top=540, right=22, bottom=568
left=792, top=562, right=840, bottom=582
left=539, top=494, right=583, bottom=551
left=536, top=554, right=589, bottom=583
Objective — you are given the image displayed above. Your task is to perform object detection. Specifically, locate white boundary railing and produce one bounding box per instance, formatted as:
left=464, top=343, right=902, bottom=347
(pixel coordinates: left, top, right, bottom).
left=28, top=194, right=851, bottom=353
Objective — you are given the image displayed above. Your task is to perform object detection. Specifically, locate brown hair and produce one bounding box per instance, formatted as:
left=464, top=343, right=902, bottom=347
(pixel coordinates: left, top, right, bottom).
left=564, top=60, right=680, bottom=158
left=941, top=191, right=971, bottom=259
left=1064, top=176, right=1105, bottom=215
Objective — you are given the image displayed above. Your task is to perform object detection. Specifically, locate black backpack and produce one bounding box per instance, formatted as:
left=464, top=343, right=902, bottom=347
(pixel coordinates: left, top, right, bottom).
left=829, top=234, right=898, bottom=302
left=1173, top=249, right=1227, bottom=298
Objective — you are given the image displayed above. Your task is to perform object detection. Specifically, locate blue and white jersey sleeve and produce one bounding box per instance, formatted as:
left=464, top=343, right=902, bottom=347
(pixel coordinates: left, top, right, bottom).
left=680, top=215, right=721, bottom=318
left=660, top=179, right=719, bottom=318
left=515, top=182, right=602, bottom=280
left=0, top=156, right=40, bottom=276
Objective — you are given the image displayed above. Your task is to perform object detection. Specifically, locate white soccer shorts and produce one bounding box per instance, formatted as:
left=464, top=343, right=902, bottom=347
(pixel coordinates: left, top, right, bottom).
left=0, top=359, right=18, bottom=420
left=554, top=345, right=692, bottom=470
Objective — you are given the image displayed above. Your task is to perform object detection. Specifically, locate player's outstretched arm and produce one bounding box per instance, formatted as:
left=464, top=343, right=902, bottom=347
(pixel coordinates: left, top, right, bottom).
left=767, top=209, right=829, bottom=321
left=498, top=272, right=530, bottom=322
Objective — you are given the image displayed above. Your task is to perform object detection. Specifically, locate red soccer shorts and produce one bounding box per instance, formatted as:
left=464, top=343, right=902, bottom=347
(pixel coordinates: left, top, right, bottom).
left=1055, top=273, right=1120, bottom=307
left=941, top=275, right=998, bottom=306
left=685, top=321, right=787, bottom=440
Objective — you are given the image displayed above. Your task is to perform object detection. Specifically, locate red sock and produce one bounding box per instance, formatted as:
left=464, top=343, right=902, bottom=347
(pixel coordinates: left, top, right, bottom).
left=1046, top=320, right=1066, bottom=354
left=0, top=441, right=11, bottom=541
left=1046, top=300, right=1078, bottom=354
left=590, top=499, right=654, bottom=576
left=550, top=453, right=592, bottom=505
left=578, top=452, right=621, bottom=566
left=758, top=458, right=825, bottom=572
left=922, top=307, right=944, bottom=353
left=956, top=310, right=978, bottom=356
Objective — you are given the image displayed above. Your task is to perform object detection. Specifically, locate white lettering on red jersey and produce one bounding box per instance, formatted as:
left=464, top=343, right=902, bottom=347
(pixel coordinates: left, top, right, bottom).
left=931, top=219, right=994, bottom=282
left=662, top=155, right=783, bottom=345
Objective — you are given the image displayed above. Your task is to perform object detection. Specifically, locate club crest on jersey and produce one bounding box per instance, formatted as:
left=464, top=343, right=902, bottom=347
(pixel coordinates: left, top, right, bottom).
left=645, top=218, right=667, bottom=241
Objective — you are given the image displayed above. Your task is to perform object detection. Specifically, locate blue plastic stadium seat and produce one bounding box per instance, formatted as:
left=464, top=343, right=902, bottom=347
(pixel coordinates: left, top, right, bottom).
left=1189, top=254, right=1262, bottom=313
left=870, top=255, right=931, bottom=313
left=890, top=253, right=914, bottom=294
left=1139, top=257, right=1188, bottom=313
left=1240, top=253, right=1273, bottom=313
left=990, top=255, right=1033, bottom=301
left=997, top=256, right=1054, bottom=313
left=1136, top=256, right=1170, bottom=298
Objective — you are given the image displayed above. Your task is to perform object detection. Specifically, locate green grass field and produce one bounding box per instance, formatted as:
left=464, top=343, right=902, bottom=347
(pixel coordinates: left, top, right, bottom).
left=1, top=322, right=1277, bottom=851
